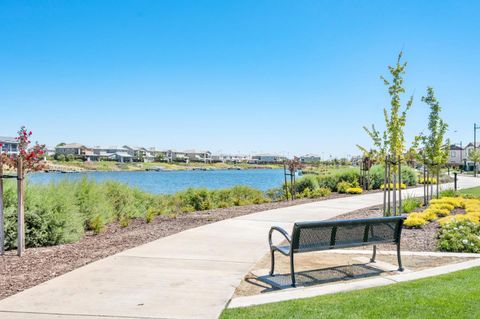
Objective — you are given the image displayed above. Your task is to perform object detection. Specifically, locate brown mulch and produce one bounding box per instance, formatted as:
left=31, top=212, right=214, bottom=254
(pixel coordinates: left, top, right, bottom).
left=0, top=192, right=356, bottom=300
left=329, top=205, right=445, bottom=252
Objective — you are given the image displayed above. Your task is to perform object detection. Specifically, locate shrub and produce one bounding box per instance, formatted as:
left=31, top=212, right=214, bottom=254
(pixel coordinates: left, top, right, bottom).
left=266, top=187, right=287, bottom=201
left=419, top=177, right=437, bottom=184
left=429, top=203, right=455, bottom=212
left=88, top=214, right=105, bottom=234
left=119, top=215, right=130, bottom=228
left=369, top=165, right=417, bottom=189
left=145, top=208, right=157, bottom=223
left=336, top=181, right=352, bottom=194
left=404, top=213, right=427, bottom=228
left=2, top=179, right=271, bottom=250
left=311, top=187, right=331, bottom=198
left=401, top=197, right=421, bottom=213
left=427, top=207, right=451, bottom=217
left=317, top=168, right=360, bottom=191
left=175, top=188, right=213, bottom=211
left=440, top=189, right=459, bottom=198
left=438, top=221, right=480, bottom=253
left=346, top=187, right=363, bottom=194
left=295, top=175, right=320, bottom=193
left=418, top=209, right=438, bottom=222
left=380, top=183, right=407, bottom=190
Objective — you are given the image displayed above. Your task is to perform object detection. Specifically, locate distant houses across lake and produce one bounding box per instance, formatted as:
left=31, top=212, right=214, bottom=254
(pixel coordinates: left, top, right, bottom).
left=1, top=136, right=330, bottom=165
left=52, top=142, right=292, bottom=164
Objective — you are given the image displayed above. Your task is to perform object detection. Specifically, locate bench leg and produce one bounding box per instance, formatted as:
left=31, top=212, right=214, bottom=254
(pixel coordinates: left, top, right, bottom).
left=397, top=243, right=404, bottom=271
left=269, top=250, right=275, bottom=276
left=290, top=252, right=296, bottom=287
left=370, top=245, right=377, bottom=263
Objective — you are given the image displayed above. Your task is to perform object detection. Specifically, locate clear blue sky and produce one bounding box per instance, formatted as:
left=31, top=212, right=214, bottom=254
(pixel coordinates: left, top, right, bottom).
left=1, top=1, right=479, bottom=157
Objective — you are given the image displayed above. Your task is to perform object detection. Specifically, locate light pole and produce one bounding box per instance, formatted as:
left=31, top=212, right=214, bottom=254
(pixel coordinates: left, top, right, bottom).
left=475, top=123, right=480, bottom=177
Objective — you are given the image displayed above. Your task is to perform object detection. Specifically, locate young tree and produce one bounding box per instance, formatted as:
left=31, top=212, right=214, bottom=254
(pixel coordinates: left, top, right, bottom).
left=420, top=87, right=449, bottom=198
left=358, top=51, right=414, bottom=161
left=421, top=87, right=449, bottom=169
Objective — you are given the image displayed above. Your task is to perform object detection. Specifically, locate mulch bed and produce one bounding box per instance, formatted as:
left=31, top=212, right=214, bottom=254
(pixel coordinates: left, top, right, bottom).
left=329, top=206, right=446, bottom=252
left=0, top=192, right=355, bottom=300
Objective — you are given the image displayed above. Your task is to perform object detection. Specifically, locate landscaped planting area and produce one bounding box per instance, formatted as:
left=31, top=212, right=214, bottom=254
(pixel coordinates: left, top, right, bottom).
left=403, top=192, right=480, bottom=253
left=221, top=267, right=480, bottom=319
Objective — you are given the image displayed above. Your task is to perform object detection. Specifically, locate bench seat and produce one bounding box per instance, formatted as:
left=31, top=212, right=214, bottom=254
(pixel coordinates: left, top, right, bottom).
left=268, top=216, right=406, bottom=287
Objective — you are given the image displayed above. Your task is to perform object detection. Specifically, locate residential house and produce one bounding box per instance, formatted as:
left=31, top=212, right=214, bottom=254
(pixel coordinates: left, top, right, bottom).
left=464, top=142, right=480, bottom=171
left=55, top=143, right=89, bottom=158
left=448, top=144, right=464, bottom=166
left=251, top=154, right=287, bottom=164
left=91, top=146, right=133, bottom=162
left=123, top=145, right=155, bottom=162
left=212, top=154, right=251, bottom=163
left=300, top=154, right=322, bottom=163
left=0, top=136, right=19, bottom=155
left=184, top=150, right=212, bottom=163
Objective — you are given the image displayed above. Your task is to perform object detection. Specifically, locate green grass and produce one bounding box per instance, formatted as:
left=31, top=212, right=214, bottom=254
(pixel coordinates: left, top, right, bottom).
left=459, top=186, right=480, bottom=196
left=221, top=267, right=480, bottom=319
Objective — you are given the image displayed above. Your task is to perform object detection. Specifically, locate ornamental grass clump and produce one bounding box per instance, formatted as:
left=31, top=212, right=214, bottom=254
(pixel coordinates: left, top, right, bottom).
left=401, top=197, right=421, bottom=213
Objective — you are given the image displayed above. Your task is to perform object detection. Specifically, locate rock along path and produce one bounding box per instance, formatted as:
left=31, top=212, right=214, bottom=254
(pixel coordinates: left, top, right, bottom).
left=0, top=176, right=479, bottom=319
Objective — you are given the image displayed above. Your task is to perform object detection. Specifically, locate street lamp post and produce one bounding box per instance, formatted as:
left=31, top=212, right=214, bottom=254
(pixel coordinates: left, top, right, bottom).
left=475, top=123, right=480, bottom=177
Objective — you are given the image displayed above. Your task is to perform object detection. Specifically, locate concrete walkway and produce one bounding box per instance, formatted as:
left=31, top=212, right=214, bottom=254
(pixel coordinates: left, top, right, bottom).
left=0, top=176, right=479, bottom=319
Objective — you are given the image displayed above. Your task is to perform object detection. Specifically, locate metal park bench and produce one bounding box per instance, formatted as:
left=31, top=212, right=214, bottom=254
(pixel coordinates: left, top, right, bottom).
left=268, top=216, right=406, bottom=287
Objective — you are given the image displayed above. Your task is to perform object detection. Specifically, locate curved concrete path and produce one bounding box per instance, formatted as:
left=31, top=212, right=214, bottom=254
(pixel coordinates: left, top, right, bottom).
left=0, top=176, right=479, bottom=319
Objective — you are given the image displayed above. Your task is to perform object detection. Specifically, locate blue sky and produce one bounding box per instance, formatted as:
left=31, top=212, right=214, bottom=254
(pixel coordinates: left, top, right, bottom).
left=1, top=1, right=479, bottom=157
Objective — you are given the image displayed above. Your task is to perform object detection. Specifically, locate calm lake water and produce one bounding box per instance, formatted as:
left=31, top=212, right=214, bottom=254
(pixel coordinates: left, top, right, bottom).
left=27, top=169, right=285, bottom=194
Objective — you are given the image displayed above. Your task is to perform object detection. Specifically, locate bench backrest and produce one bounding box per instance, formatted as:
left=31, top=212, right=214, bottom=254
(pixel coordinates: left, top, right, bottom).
left=290, top=216, right=405, bottom=253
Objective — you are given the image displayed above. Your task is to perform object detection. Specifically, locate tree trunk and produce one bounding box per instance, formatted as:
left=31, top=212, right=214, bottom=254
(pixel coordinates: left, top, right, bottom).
left=17, top=157, right=25, bottom=256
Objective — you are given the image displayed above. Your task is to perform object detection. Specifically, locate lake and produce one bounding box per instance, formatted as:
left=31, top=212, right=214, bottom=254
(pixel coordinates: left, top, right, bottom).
left=27, top=169, right=285, bottom=194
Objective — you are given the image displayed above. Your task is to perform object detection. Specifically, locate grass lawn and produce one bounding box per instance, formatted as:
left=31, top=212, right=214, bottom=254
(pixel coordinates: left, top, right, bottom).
left=459, top=186, right=480, bottom=196
left=221, top=267, right=480, bottom=319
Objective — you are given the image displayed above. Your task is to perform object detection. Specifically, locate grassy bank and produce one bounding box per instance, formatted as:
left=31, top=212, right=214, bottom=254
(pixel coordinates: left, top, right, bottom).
left=1, top=179, right=269, bottom=250
left=459, top=186, right=480, bottom=197
left=47, top=160, right=283, bottom=171
left=221, top=267, right=480, bottom=319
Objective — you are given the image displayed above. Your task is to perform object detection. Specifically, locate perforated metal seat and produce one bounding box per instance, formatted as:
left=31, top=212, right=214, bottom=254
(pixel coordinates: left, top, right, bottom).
left=268, top=216, right=406, bottom=287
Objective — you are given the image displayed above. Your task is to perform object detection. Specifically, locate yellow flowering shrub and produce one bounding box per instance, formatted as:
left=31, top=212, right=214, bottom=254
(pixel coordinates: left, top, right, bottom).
left=404, top=213, right=427, bottom=228
left=427, top=207, right=450, bottom=217
left=455, top=214, right=480, bottom=224
left=418, top=209, right=438, bottom=221
left=346, top=187, right=363, bottom=194
left=419, top=177, right=437, bottom=184
left=430, top=197, right=463, bottom=208
left=438, top=215, right=456, bottom=227
left=380, top=183, right=407, bottom=190
left=429, top=203, right=455, bottom=212
left=439, top=214, right=480, bottom=226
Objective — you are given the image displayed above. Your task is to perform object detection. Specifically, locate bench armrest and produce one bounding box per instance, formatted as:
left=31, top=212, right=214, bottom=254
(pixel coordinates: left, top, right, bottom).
left=269, top=226, right=291, bottom=247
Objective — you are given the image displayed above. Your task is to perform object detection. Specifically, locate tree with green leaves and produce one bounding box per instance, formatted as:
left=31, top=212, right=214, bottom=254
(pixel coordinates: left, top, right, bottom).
left=419, top=86, right=448, bottom=199
left=358, top=51, right=414, bottom=162
left=421, top=87, right=449, bottom=170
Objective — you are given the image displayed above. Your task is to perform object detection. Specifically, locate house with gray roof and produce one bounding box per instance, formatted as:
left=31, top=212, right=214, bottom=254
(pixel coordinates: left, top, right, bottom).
left=0, top=136, right=19, bottom=154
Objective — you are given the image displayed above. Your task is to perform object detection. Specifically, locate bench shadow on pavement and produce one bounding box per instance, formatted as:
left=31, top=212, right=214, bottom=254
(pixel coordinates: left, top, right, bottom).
left=248, top=263, right=386, bottom=291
